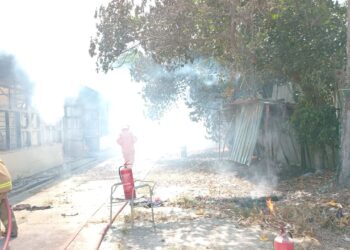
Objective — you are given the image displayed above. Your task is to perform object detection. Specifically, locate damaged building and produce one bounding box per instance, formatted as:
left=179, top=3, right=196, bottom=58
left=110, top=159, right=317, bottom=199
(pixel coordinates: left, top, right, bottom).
left=223, top=85, right=301, bottom=170
left=0, top=53, right=108, bottom=179
left=0, top=54, right=63, bottom=179
left=63, top=87, right=109, bottom=159
left=222, top=83, right=335, bottom=172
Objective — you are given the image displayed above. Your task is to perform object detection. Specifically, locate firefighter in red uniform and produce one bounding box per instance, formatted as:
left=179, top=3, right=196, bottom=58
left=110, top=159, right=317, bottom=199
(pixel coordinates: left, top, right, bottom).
left=0, top=160, right=18, bottom=238
left=117, top=126, right=137, bottom=167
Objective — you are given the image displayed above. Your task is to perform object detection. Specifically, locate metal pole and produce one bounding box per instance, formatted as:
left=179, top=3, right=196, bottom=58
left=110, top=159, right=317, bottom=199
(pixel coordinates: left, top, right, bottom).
left=218, top=108, right=221, bottom=160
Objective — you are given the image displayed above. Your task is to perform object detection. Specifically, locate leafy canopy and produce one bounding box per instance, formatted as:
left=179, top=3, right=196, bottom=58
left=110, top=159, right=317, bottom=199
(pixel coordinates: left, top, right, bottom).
left=90, top=0, right=346, bottom=144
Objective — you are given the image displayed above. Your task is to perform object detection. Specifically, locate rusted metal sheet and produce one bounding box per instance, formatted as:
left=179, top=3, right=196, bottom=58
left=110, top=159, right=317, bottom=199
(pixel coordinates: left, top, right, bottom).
left=228, top=102, right=264, bottom=165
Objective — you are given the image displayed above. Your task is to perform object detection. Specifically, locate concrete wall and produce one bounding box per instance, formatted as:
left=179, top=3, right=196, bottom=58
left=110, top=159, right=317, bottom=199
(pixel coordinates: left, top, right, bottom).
left=0, top=144, right=64, bottom=180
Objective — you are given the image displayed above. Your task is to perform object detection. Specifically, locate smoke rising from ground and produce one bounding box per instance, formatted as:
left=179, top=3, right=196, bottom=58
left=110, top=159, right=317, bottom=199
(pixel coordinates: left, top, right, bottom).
left=195, top=159, right=279, bottom=202
left=247, top=160, right=279, bottom=197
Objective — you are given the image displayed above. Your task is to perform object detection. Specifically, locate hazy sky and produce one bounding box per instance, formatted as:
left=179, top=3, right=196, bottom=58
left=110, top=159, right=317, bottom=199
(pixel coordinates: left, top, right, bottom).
left=0, top=0, right=98, bottom=80
left=0, top=0, right=105, bottom=121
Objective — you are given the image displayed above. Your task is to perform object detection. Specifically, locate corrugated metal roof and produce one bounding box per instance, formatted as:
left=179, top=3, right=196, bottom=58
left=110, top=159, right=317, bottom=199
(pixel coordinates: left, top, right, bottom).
left=227, top=102, right=264, bottom=165
left=271, top=83, right=295, bottom=103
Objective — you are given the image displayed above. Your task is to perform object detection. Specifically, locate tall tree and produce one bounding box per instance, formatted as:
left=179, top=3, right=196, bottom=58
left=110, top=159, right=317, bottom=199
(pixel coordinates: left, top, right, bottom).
left=339, top=0, right=350, bottom=186
left=259, top=0, right=345, bottom=171
left=90, top=0, right=346, bottom=153
left=90, top=0, right=270, bottom=75
left=89, top=0, right=271, bottom=140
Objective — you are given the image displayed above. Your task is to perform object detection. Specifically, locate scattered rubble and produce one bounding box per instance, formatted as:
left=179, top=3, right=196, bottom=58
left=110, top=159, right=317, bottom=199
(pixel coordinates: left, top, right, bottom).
left=61, top=212, right=79, bottom=217
left=13, top=204, right=52, bottom=211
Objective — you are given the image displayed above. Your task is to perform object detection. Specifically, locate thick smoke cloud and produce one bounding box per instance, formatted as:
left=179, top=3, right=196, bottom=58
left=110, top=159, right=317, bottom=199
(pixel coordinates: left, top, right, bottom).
left=0, top=52, right=32, bottom=91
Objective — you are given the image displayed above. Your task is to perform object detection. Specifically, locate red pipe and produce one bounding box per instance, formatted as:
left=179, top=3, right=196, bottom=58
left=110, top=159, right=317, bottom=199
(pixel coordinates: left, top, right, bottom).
left=95, top=202, right=128, bottom=250
left=2, top=197, right=12, bottom=250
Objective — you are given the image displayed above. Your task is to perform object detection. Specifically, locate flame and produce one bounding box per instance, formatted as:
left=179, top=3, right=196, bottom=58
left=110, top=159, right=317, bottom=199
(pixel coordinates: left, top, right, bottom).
left=266, top=198, right=275, bottom=214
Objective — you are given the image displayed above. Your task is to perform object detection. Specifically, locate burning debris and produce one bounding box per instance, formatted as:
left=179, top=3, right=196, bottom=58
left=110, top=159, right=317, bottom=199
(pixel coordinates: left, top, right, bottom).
left=231, top=195, right=280, bottom=209
left=266, top=197, right=275, bottom=215
left=142, top=157, right=350, bottom=249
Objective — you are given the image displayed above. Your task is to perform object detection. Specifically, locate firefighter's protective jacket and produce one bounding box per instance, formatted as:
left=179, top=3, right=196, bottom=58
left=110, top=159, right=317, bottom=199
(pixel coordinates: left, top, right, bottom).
left=117, top=130, right=137, bottom=153
left=0, top=160, right=12, bottom=194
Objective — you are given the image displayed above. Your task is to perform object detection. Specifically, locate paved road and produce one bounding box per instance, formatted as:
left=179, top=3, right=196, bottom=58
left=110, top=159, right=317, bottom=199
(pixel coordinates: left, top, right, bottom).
left=1, top=156, right=155, bottom=250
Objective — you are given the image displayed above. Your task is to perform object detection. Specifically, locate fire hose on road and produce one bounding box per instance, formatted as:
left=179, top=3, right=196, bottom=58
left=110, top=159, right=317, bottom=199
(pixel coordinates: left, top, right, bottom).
left=94, top=202, right=128, bottom=250
left=62, top=160, right=155, bottom=250
left=2, top=197, right=12, bottom=250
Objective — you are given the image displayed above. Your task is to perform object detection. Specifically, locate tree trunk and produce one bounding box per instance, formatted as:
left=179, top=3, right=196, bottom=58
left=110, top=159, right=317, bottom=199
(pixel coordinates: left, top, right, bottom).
left=339, top=0, right=350, bottom=186
left=339, top=105, right=350, bottom=185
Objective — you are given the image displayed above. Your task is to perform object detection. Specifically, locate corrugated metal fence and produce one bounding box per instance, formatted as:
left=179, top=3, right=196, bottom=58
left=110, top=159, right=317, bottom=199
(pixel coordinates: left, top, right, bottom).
left=228, top=102, right=264, bottom=165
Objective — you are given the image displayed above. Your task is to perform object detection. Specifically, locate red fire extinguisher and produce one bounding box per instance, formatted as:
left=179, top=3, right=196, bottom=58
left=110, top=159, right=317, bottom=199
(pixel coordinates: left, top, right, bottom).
left=119, top=163, right=136, bottom=200
left=274, top=226, right=294, bottom=250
